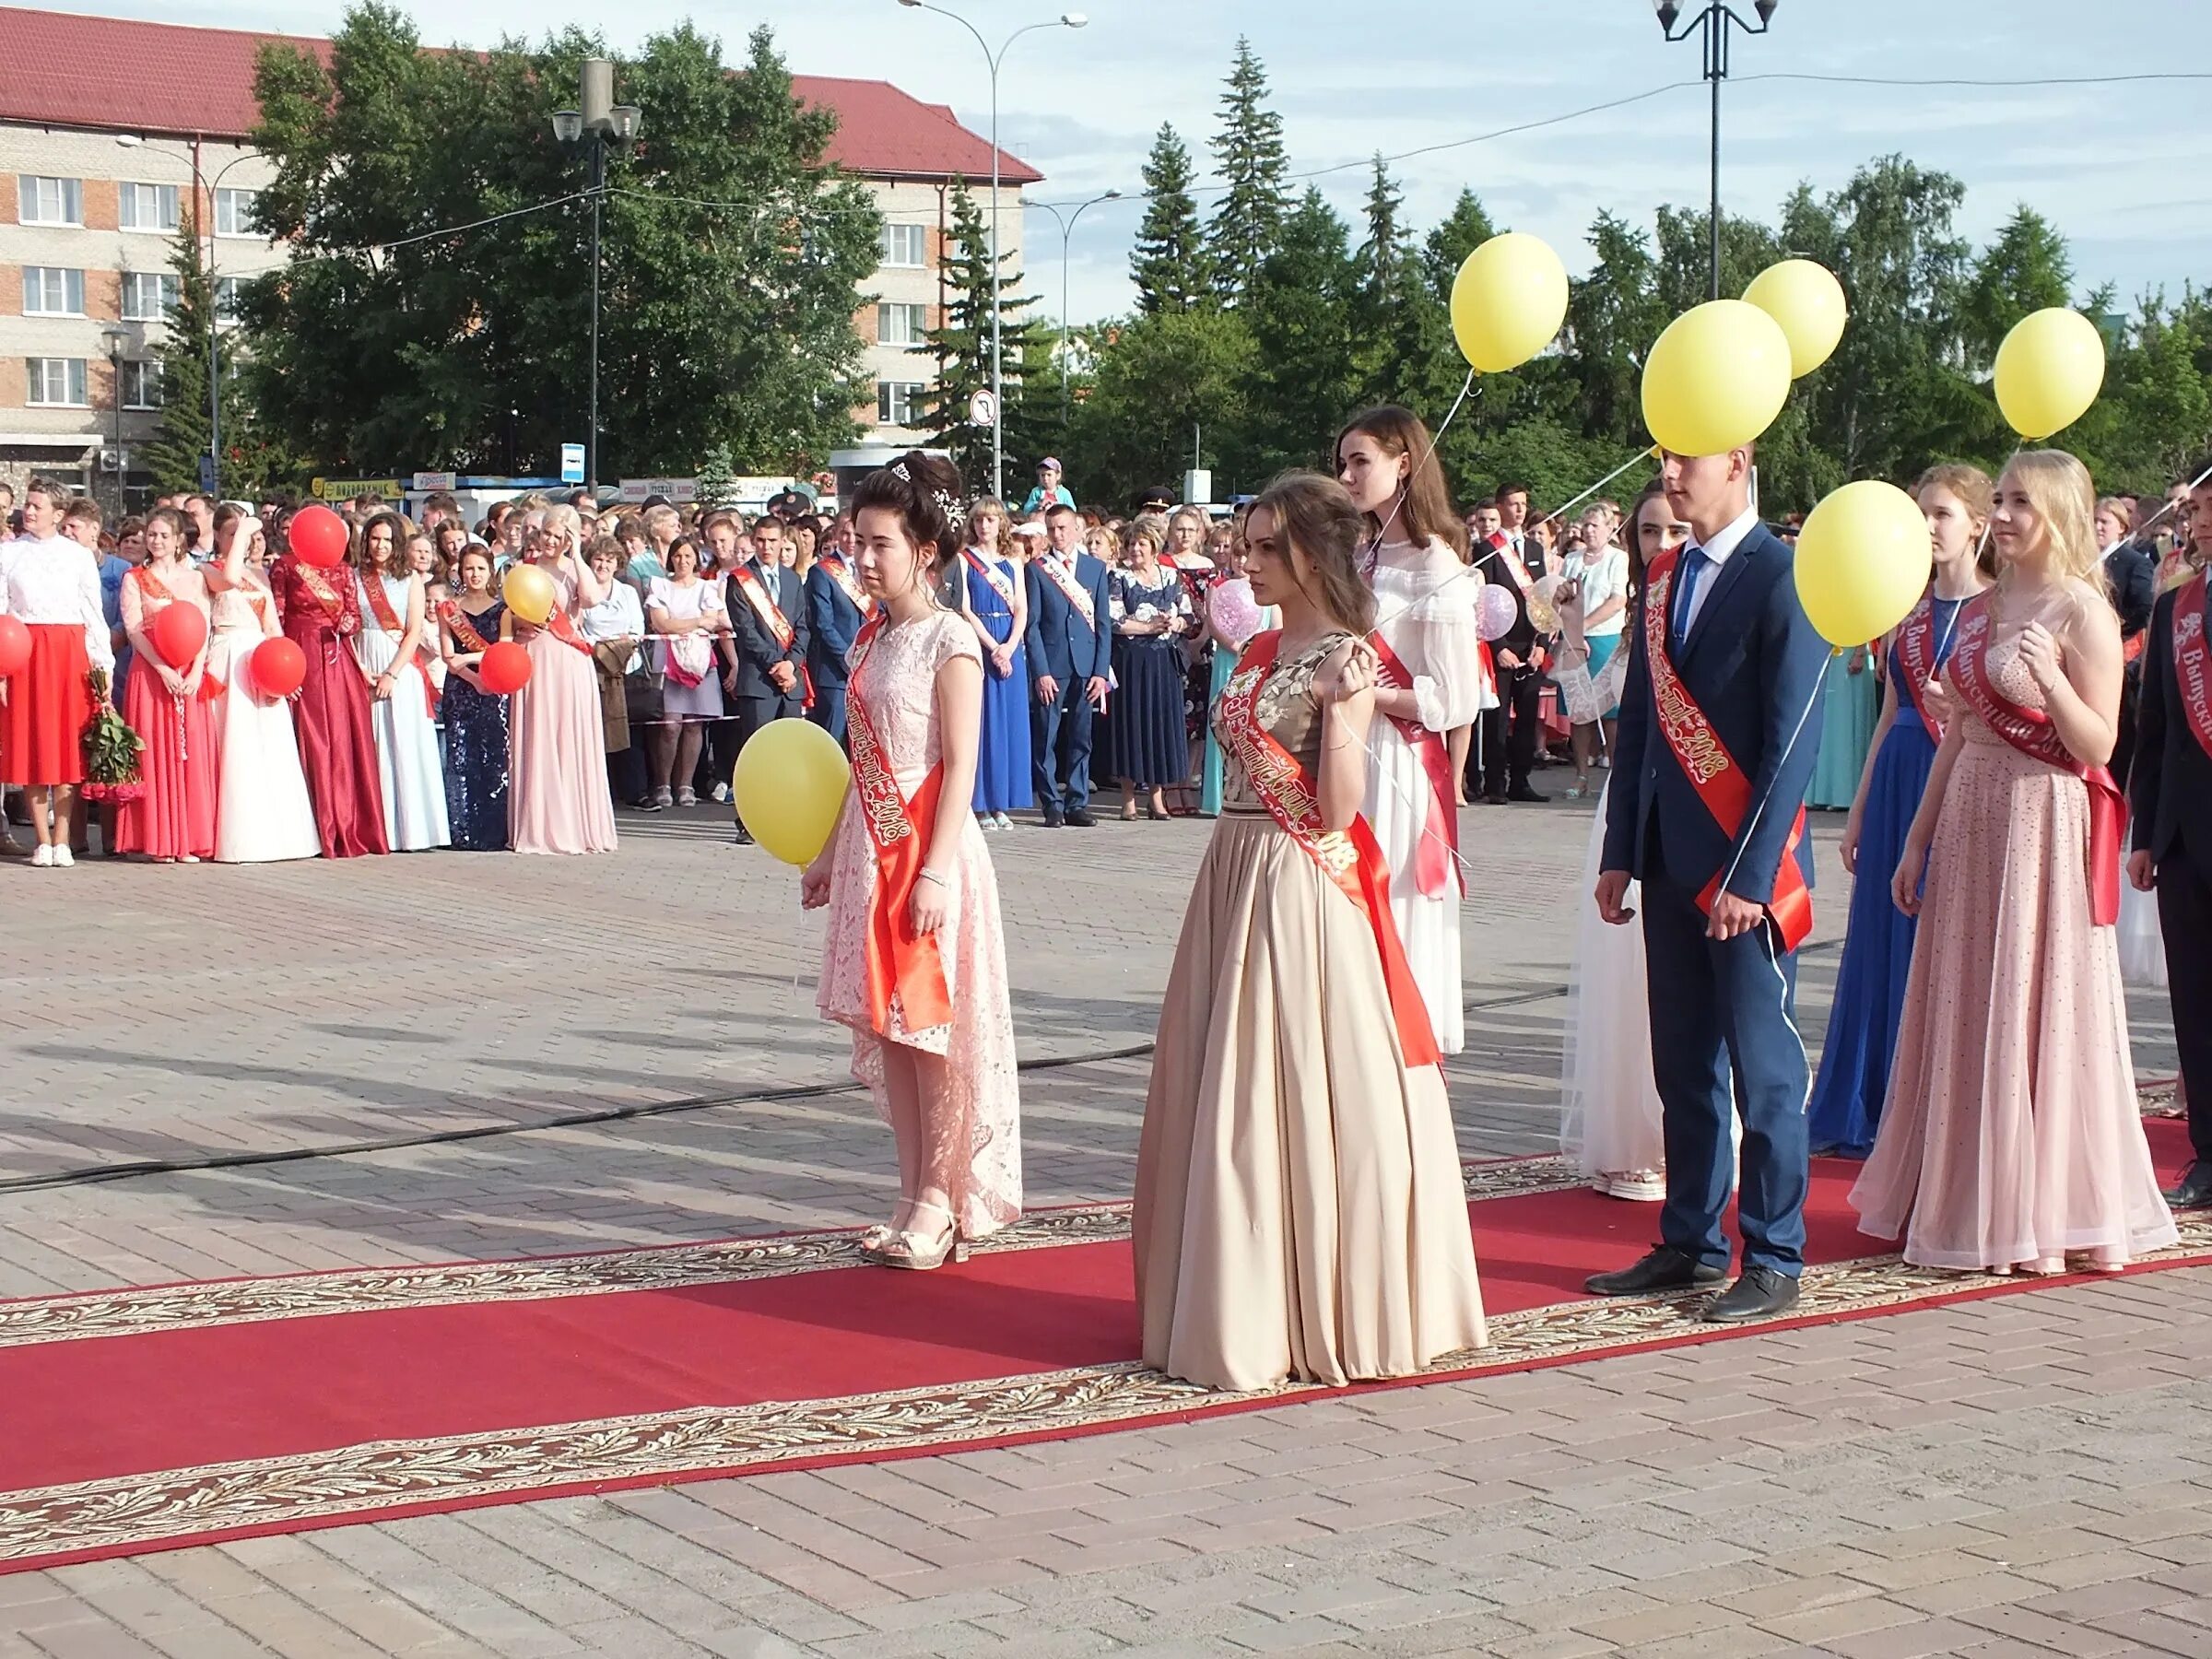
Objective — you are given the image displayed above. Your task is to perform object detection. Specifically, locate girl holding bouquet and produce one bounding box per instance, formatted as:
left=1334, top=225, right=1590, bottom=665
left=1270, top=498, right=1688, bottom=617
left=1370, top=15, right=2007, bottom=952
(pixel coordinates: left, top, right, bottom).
left=115, top=507, right=217, bottom=862
left=0, top=478, right=113, bottom=866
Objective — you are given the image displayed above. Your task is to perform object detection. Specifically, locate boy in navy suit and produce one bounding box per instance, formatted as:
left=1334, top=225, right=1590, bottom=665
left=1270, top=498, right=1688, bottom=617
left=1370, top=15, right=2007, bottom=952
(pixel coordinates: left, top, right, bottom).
left=1594, top=445, right=1830, bottom=1323
left=725, top=516, right=810, bottom=843
left=804, top=513, right=865, bottom=746
left=1025, top=503, right=1112, bottom=827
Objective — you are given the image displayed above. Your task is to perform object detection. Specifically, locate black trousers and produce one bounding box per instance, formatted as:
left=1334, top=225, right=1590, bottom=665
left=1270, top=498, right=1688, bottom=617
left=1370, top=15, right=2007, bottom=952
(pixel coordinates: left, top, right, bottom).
left=1475, top=663, right=1542, bottom=796
left=2112, top=670, right=2141, bottom=793
left=2159, top=845, right=2212, bottom=1168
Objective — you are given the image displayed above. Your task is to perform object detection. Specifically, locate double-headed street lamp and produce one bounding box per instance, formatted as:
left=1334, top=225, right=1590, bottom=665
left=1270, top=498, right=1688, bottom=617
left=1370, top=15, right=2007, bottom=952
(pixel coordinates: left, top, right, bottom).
left=552, top=59, right=641, bottom=494
left=895, top=0, right=1088, bottom=501
left=1653, top=0, right=1779, bottom=300
left=1025, top=189, right=1121, bottom=424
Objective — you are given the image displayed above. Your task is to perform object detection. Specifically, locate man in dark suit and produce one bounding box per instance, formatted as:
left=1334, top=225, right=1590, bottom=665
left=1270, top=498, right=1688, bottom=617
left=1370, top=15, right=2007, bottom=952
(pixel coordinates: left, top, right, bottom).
left=1472, top=524, right=1545, bottom=804
left=2107, top=510, right=2160, bottom=791
left=1594, top=444, right=1830, bottom=1323
left=1025, top=502, right=1112, bottom=828
left=2129, top=469, right=2212, bottom=1209
left=725, top=514, right=810, bottom=844
left=804, top=512, right=865, bottom=746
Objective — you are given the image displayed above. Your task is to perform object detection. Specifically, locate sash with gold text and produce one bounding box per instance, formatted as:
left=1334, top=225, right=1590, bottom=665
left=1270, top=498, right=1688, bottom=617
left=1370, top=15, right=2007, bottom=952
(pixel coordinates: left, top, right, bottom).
left=818, top=553, right=870, bottom=618
left=1947, top=597, right=2124, bottom=926
left=845, top=614, right=953, bottom=1036
left=438, top=598, right=493, bottom=655
left=1367, top=630, right=1461, bottom=900
left=1641, top=547, right=1815, bottom=951
left=1037, top=552, right=1096, bottom=630
left=132, top=564, right=222, bottom=702
left=1892, top=594, right=1947, bottom=737
left=362, top=573, right=438, bottom=719
left=2174, top=572, right=2212, bottom=762
left=1217, top=630, right=1441, bottom=1068
left=735, top=563, right=812, bottom=707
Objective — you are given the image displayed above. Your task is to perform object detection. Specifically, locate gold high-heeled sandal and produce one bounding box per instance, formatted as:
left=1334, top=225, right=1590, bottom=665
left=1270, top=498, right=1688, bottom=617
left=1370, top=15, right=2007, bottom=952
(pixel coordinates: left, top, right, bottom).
left=860, top=1199, right=969, bottom=1271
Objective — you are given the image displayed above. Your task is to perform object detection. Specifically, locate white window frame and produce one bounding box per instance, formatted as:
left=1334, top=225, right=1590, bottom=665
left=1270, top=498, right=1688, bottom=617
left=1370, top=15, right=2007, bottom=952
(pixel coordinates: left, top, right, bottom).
left=18, top=176, right=83, bottom=227
left=26, top=359, right=90, bottom=407
left=877, top=381, right=925, bottom=427
left=877, top=302, right=928, bottom=347
left=21, top=267, right=86, bottom=317
left=880, top=222, right=926, bottom=269
left=215, top=275, right=246, bottom=323
left=213, top=187, right=259, bottom=239
left=121, top=272, right=180, bottom=324
left=118, top=182, right=181, bottom=233
left=120, top=359, right=164, bottom=411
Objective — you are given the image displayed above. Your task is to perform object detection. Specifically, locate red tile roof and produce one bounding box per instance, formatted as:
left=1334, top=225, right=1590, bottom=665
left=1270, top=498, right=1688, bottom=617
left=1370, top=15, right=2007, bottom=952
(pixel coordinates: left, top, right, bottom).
left=0, top=7, right=1041, bottom=182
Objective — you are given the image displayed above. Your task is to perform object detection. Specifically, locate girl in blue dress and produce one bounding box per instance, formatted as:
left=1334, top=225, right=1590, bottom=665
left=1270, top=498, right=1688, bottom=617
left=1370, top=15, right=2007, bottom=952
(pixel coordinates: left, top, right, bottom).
left=1807, top=464, right=1992, bottom=1155
left=957, top=500, right=1031, bottom=829
left=436, top=545, right=512, bottom=851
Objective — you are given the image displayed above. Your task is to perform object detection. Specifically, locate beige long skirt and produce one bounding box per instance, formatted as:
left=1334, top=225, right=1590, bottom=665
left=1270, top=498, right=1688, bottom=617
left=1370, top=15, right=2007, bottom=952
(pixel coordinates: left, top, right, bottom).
left=1133, top=816, right=1489, bottom=1391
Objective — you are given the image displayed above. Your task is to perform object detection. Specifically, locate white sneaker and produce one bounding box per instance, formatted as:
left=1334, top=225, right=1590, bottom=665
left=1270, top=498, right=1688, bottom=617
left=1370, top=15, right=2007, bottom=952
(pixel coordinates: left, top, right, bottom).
left=52, top=845, right=74, bottom=868
left=710, top=782, right=731, bottom=805
left=30, top=843, right=53, bottom=868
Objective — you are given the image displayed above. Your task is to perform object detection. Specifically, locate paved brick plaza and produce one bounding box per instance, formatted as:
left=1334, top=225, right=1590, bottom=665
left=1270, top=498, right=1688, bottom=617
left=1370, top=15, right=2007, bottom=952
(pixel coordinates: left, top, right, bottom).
left=2, top=795, right=2202, bottom=1658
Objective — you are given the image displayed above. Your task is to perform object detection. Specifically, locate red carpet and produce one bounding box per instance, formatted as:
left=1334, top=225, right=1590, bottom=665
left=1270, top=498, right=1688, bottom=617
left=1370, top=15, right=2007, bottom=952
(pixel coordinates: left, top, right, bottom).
left=1, top=1120, right=2202, bottom=1575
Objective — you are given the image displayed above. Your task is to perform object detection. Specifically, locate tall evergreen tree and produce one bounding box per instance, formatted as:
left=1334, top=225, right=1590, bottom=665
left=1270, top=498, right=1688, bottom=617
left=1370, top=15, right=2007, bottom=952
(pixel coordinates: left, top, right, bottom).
left=1420, top=188, right=1498, bottom=300
left=921, top=177, right=1050, bottom=491
left=140, top=218, right=283, bottom=493
left=1351, top=157, right=1453, bottom=412
left=1961, top=205, right=2075, bottom=367
left=1130, top=123, right=1210, bottom=315
left=1243, top=187, right=1361, bottom=475
left=1204, top=37, right=1289, bottom=304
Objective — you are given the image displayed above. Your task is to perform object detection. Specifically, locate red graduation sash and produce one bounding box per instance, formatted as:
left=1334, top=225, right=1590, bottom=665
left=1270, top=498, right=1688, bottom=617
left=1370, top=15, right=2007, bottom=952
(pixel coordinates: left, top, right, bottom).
left=131, top=564, right=222, bottom=703
left=735, top=563, right=812, bottom=707
left=291, top=558, right=351, bottom=632
left=1641, top=547, right=1815, bottom=952
left=844, top=614, right=953, bottom=1037
left=2174, top=572, right=2212, bottom=763
left=1947, top=597, right=2124, bottom=926
left=1892, top=594, right=1947, bottom=737
left=361, top=573, right=438, bottom=719
left=1367, top=632, right=1461, bottom=900
left=1037, top=552, right=1095, bottom=629
left=818, top=553, right=870, bottom=618
left=438, top=597, right=493, bottom=654
left=1217, top=630, right=1440, bottom=1069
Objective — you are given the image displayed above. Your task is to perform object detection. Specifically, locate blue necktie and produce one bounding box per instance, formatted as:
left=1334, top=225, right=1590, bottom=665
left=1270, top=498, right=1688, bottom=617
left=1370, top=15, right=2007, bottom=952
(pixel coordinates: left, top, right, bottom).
left=1672, top=546, right=1709, bottom=649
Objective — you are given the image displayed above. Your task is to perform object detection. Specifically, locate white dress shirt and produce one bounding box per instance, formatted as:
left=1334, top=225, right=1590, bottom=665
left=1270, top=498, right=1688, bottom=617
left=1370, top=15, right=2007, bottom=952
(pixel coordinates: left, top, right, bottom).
left=1677, top=504, right=1761, bottom=640
left=0, top=534, right=114, bottom=670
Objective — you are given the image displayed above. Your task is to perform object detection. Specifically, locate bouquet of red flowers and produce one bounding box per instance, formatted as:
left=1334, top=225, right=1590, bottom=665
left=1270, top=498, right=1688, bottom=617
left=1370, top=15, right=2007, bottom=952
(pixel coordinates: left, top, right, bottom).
left=80, top=668, right=145, bottom=805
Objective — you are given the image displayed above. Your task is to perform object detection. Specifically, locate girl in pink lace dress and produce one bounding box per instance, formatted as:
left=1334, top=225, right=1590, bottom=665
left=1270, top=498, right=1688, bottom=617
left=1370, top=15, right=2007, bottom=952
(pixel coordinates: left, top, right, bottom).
left=803, top=453, right=1020, bottom=1269
left=1853, top=451, right=2176, bottom=1274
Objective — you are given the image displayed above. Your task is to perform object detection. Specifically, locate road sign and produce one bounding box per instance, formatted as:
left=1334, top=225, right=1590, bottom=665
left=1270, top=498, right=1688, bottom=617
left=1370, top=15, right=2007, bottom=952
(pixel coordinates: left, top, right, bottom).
left=410, top=471, right=457, bottom=492
left=559, top=443, right=586, bottom=485
left=968, top=389, right=997, bottom=428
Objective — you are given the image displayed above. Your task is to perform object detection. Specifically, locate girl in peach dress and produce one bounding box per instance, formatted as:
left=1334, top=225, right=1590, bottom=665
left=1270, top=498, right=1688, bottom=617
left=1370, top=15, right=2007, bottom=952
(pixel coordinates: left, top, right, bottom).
left=1853, top=451, right=2176, bottom=1274
left=803, top=453, right=1020, bottom=1270
left=506, top=504, right=618, bottom=855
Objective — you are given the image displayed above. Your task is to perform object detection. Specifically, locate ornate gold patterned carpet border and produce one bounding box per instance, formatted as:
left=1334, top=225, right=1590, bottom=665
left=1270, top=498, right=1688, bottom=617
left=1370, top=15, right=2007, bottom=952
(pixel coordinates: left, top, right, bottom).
left=6, top=1215, right=2208, bottom=1571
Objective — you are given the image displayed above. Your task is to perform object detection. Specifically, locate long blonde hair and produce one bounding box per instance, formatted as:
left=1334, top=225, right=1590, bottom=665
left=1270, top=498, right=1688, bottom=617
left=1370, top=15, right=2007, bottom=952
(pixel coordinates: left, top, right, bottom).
left=2001, top=450, right=2105, bottom=594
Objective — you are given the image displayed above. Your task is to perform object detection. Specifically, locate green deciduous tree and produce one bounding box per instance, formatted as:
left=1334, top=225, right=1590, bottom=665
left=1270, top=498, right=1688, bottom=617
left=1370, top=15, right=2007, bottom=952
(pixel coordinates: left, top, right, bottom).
left=1130, top=124, right=1211, bottom=316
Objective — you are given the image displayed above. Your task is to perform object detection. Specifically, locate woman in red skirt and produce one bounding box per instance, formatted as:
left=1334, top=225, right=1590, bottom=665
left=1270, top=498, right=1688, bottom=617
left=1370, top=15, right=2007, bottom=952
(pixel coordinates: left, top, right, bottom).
left=0, top=478, right=112, bottom=868
left=115, top=507, right=218, bottom=862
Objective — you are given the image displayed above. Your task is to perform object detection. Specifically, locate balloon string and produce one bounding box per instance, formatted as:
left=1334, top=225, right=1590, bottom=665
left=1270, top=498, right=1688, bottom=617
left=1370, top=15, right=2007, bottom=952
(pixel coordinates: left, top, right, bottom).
left=1712, top=671, right=1824, bottom=902
left=1365, top=370, right=1478, bottom=557
left=2119, top=453, right=2212, bottom=540
left=1532, top=446, right=1665, bottom=532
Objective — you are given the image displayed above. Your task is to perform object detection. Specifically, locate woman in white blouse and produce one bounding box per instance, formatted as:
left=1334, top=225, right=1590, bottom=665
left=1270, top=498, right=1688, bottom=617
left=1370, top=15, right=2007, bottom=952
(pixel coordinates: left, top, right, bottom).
left=581, top=535, right=647, bottom=804
left=0, top=479, right=114, bottom=867
left=643, top=535, right=727, bottom=809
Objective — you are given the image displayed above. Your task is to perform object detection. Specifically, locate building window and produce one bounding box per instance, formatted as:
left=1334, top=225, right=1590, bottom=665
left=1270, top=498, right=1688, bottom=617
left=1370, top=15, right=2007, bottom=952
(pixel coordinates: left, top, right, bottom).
left=877, top=302, right=928, bottom=347
left=121, top=272, right=181, bottom=323
left=877, top=381, right=925, bottom=427
left=880, top=223, right=926, bottom=269
left=120, top=360, right=165, bottom=410
left=214, top=187, right=259, bottom=238
left=21, top=267, right=86, bottom=316
left=26, top=359, right=89, bottom=407
left=118, top=182, right=181, bottom=232
left=216, top=276, right=246, bottom=321
left=18, top=175, right=83, bottom=226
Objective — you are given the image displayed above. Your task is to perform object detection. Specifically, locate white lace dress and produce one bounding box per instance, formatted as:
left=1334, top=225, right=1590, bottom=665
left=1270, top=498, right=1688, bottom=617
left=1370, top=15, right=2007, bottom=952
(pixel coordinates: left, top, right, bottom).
left=815, top=610, right=1022, bottom=1238
left=1363, top=537, right=1488, bottom=1055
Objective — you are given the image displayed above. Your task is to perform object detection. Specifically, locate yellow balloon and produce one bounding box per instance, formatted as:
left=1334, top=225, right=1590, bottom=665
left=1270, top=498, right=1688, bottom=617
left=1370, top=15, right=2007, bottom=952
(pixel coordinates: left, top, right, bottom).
left=1449, top=232, right=1570, bottom=373
left=501, top=563, right=556, bottom=627
left=734, top=718, right=852, bottom=866
left=1641, top=300, right=1794, bottom=457
left=1743, top=259, right=1847, bottom=379
left=1993, top=306, right=2106, bottom=440
left=1794, top=479, right=1934, bottom=649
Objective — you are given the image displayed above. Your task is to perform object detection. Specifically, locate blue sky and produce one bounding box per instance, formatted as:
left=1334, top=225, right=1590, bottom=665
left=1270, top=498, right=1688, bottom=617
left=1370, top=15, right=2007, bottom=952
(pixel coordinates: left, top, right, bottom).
left=85, top=1, right=2212, bottom=324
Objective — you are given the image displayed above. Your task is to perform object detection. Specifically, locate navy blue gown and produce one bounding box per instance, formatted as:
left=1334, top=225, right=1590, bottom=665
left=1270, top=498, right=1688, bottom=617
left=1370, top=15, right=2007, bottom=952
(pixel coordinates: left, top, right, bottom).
left=1806, top=594, right=1967, bottom=1156
left=1102, top=566, right=1192, bottom=790
left=441, top=598, right=512, bottom=851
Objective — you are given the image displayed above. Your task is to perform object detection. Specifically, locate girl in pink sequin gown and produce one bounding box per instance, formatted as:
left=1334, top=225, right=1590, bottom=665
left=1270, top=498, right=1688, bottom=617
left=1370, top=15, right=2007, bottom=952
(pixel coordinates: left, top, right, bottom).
left=1853, top=452, right=2175, bottom=1274
left=506, top=506, right=618, bottom=856
left=803, top=455, right=1020, bottom=1269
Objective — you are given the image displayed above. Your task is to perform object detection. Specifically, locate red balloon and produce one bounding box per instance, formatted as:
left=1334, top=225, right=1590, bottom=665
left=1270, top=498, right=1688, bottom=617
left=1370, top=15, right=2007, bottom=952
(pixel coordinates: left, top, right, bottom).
left=290, top=504, right=349, bottom=569
left=0, top=615, right=29, bottom=677
left=150, top=602, right=208, bottom=669
left=252, top=636, right=306, bottom=700
left=478, top=641, right=532, bottom=695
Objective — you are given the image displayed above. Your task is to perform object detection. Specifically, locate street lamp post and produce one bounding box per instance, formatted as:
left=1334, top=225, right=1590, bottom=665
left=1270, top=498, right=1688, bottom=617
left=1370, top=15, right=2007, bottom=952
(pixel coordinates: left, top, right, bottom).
left=1653, top=0, right=1778, bottom=300
left=100, top=326, right=127, bottom=514
left=896, top=1, right=1088, bottom=501
left=1025, top=190, right=1121, bottom=425
left=114, top=136, right=257, bottom=496
left=552, top=60, right=641, bottom=494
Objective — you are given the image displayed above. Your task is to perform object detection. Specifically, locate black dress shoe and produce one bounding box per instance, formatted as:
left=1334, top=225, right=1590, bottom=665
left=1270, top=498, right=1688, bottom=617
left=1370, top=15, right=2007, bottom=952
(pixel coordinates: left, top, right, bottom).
left=1041, top=804, right=1065, bottom=829
left=1480, top=791, right=1509, bottom=806
left=1066, top=807, right=1099, bottom=828
left=1701, top=1265, right=1801, bottom=1324
left=2163, top=1162, right=2212, bottom=1209
left=1506, top=784, right=1549, bottom=804
left=1584, top=1245, right=1726, bottom=1297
